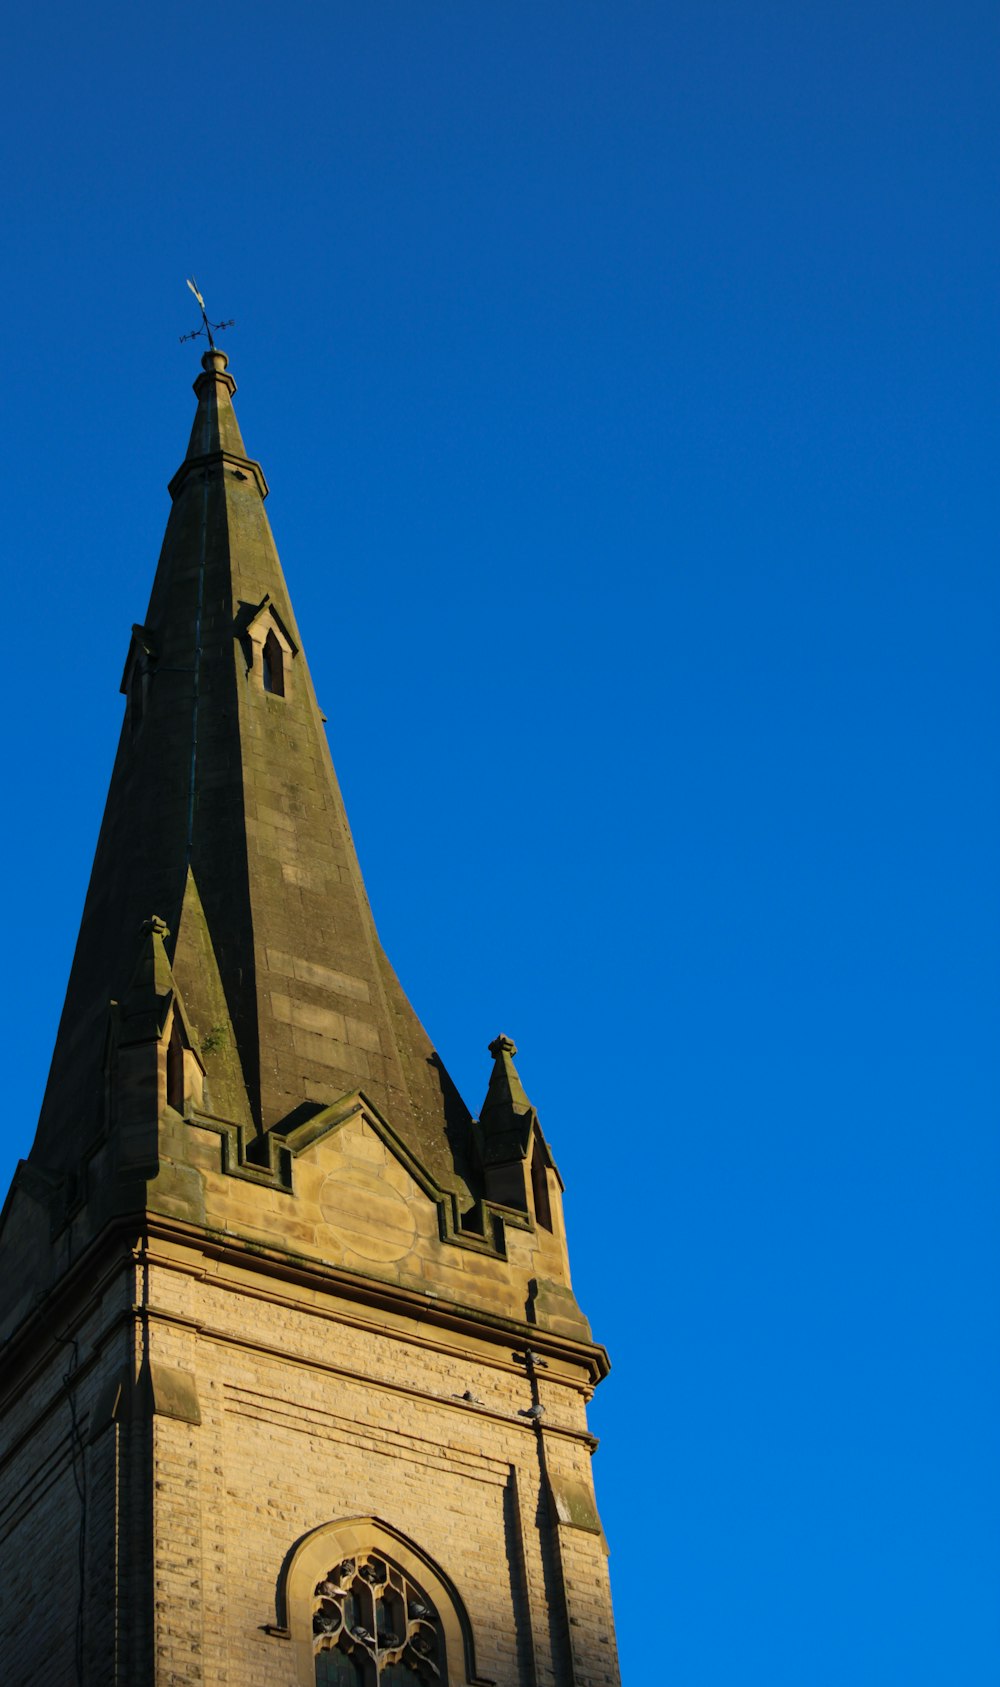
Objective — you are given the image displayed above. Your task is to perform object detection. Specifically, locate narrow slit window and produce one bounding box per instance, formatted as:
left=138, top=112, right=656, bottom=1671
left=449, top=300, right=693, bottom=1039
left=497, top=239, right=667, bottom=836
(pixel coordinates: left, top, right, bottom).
left=262, top=629, right=285, bottom=696
left=531, top=1138, right=552, bottom=1231
left=166, top=1019, right=186, bottom=1112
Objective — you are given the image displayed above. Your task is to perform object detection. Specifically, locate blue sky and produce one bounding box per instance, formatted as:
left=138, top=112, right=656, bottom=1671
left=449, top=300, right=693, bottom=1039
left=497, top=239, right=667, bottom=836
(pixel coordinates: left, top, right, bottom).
left=2, top=4, right=997, bottom=1681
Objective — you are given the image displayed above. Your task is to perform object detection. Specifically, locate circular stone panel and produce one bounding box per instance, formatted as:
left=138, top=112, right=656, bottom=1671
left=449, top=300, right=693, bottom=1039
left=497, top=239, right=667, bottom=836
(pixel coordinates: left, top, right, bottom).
left=319, top=1164, right=417, bottom=1263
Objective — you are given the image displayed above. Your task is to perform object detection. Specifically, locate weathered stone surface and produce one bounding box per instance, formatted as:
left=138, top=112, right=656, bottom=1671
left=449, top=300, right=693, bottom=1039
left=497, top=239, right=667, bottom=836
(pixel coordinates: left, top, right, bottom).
left=30, top=348, right=477, bottom=1203
left=0, top=349, right=620, bottom=1685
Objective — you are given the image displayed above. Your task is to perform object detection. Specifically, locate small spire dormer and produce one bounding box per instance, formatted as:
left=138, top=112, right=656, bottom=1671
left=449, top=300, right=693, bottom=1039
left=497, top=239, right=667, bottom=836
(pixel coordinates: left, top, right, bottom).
left=120, top=624, right=157, bottom=738
left=238, top=592, right=298, bottom=697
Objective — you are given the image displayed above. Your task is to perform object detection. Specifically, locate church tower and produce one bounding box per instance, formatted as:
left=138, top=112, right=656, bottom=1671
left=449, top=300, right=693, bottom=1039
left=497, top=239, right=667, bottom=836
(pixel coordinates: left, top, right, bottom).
left=0, top=348, right=620, bottom=1687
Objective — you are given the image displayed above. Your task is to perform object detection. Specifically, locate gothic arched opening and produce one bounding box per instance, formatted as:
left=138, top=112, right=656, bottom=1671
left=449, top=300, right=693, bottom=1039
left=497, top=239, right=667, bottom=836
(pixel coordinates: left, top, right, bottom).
left=262, top=627, right=285, bottom=695
left=279, top=1516, right=482, bottom=1687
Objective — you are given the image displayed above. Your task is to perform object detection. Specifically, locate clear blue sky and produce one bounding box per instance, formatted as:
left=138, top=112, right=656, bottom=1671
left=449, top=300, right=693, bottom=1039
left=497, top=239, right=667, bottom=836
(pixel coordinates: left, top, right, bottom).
left=2, top=4, right=997, bottom=1681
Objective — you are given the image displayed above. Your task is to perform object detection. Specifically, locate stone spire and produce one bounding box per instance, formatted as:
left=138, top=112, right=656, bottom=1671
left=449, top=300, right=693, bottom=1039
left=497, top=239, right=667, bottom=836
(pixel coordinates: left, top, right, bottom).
left=31, top=349, right=475, bottom=1205
left=479, top=1034, right=536, bottom=1158
left=0, top=347, right=619, bottom=1687
left=475, top=1034, right=559, bottom=1218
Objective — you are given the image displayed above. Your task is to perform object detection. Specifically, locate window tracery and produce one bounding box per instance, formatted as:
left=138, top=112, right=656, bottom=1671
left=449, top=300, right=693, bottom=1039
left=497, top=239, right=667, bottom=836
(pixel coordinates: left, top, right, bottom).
left=312, top=1551, right=443, bottom=1686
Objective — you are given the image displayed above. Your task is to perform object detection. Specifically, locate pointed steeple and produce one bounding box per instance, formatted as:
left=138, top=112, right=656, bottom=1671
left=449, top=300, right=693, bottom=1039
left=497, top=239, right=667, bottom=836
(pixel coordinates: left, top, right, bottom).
left=170, top=346, right=268, bottom=499
left=109, top=914, right=206, bottom=1177
left=479, top=1034, right=536, bottom=1158
left=474, top=1033, right=561, bottom=1222
left=0, top=349, right=619, bottom=1687
left=32, top=350, right=475, bottom=1207
left=117, top=915, right=180, bottom=1041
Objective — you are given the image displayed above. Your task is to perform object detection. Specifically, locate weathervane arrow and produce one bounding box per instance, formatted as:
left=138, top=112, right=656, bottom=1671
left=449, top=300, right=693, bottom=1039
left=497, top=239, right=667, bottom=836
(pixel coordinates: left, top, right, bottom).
left=180, top=277, right=234, bottom=348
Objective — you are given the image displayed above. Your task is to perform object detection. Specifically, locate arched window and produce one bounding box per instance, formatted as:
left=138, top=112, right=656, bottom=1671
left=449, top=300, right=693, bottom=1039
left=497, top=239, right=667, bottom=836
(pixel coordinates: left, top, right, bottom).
left=262, top=628, right=285, bottom=696
left=279, top=1517, right=482, bottom=1687
left=312, top=1552, right=442, bottom=1686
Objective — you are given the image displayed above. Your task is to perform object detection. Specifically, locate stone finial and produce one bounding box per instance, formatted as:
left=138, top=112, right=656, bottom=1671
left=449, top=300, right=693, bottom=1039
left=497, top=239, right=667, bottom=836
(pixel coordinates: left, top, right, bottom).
left=190, top=344, right=238, bottom=408
left=201, top=347, right=230, bottom=376
left=488, top=1034, right=517, bottom=1060
left=141, top=916, right=171, bottom=940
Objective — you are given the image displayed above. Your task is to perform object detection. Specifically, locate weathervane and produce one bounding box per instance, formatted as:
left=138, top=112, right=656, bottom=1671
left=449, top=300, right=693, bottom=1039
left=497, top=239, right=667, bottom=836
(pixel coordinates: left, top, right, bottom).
left=179, top=278, right=234, bottom=348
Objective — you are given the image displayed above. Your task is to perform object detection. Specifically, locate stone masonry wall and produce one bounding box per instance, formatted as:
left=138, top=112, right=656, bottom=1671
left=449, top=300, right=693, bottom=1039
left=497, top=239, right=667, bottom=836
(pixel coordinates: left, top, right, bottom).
left=0, top=1228, right=618, bottom=1687
left=0, top=1261, right=137, bottom=1687
left=145, top=1244, right=619, bottom=1687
